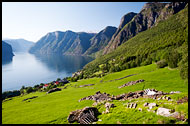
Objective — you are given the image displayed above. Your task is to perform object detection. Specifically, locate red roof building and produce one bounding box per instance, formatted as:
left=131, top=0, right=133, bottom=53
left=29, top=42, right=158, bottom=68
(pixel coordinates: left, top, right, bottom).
left=55, top=81, right=59, bottom=85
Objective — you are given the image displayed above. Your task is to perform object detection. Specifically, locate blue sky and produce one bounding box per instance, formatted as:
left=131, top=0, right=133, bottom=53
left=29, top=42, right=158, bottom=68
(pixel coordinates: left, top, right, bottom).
left=2, top=2, right=146, bottom=42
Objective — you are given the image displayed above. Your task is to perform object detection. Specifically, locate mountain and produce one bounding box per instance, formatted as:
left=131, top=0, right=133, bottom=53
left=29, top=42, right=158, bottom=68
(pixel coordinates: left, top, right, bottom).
left=3, top=39, right=34, bottom=52
left=2, top=41, right=14, bottom=63
left=29, top=31, right=96, bottom=55
left=83, top=26, right=117, bottom=56
left=82, top=3, right=188, bottom=80
left=103, top=2, right=187, bottom=55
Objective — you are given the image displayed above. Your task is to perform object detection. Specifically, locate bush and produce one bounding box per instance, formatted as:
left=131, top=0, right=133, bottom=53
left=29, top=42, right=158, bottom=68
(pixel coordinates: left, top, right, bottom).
left=156, top=59, right=168, bottom=68
left=26, top=87, right=33, bottom=94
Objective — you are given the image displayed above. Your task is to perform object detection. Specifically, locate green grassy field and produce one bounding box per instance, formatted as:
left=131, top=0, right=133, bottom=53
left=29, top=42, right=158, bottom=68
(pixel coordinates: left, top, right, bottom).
left=2, top=64, right=188, bottom=124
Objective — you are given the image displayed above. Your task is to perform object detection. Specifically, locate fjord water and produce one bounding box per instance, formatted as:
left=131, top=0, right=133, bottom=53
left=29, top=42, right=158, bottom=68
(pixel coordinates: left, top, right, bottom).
left=2, top=52, right=94, bottom=92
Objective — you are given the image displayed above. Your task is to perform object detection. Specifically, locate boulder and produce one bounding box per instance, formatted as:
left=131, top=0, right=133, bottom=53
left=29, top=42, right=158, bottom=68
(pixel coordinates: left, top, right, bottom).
left=148, top=103, right=157, bottom=109
left=105, top=102, right=115, bottom=109
left=138, top=108, right=142, bottom=111
left=144, top=102, right=149, bottom=107
left=156, top=107, right=172, bottom=117
left=68, top=107, right=99, bottom=124
left=170, top=91, right=181, bottom=94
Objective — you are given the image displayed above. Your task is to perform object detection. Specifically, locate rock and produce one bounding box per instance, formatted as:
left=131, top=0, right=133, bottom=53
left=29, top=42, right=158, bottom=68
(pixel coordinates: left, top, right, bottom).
left=46, top=88, right=61, bottom=94
left=92, top=102, right=98, bottom=106
left=147, top=90, right=157, bottom=96
left=23, top=96, right=38, bottom=101
left=157, top=97, right=161, bottom=100
left=129, top=103, right=133, bottom=108
left=118, top=79, right=145, bottom=88
left=68, top=107, right=99, bottom=124
left=105, top=109, right=110, bottom=113
left=166, top=96, right=171, bottom=101
left=133, top=103, right=137, bottom=108
left=148, top=103, right=157, bottom=109
left=105, top=102, right=115, bottom=109
left=79, top=84, right=95, bottom=88
left=79, top=91, right=113, bottom=102
left=170, top=91, right=181, bottom=94
left=156, top=107, right=172, bottom=117
left=144, top=102, right=149, bottom=107
left=138, top=108, right=142, bottom=111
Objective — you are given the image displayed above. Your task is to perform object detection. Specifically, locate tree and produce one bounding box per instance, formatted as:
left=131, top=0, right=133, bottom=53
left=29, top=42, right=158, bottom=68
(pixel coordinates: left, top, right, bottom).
left=26, top=87, right=33, bottom=94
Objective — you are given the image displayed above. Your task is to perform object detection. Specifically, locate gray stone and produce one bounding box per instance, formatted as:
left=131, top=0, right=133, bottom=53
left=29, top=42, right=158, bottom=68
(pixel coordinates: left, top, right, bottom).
left=138, top=108, right=142, bottom=111
left=156, top=107, right=172, bottom=117
left=133, top=103, right=137, bottom=108
left=170, top=91, right=181, bottom=94
left=68, top=107, right=99, bottom=124
left=129, top=103, right=133, bottom=108
left=144, top=102, right=149, bottom=107
left=148, top=103, right=157, bottom=109
left=105, top=102, right=115, bottom=109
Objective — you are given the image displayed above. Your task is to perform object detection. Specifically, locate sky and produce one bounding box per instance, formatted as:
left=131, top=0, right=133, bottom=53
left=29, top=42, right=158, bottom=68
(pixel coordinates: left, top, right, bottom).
left=2, top=2, right=146, bottom=42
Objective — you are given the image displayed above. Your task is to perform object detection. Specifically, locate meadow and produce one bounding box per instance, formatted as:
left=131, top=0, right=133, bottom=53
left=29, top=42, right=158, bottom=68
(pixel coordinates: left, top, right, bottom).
left=2, top=63, right=188, bottom=124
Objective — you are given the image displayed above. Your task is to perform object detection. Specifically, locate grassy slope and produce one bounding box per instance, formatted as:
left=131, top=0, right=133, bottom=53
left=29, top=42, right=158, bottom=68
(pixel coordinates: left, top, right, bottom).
left=2, top=64, right=188, bottom=124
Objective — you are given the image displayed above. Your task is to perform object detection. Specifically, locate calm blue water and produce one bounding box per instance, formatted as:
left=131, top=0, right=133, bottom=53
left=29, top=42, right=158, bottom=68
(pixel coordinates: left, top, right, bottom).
left=2, top=52, right=94, bottom=92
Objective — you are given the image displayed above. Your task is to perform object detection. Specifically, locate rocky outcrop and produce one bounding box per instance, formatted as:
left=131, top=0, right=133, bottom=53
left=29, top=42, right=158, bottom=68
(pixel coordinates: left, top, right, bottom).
left=23, top=96, right=38, bottom=101
left=67, top=107, right=99, bottom=124
left=79, top=89, right=169, bottom=102
left=79, top=91, right=113, bottom=102
left=102, top=102, right=115, bottom=114
left=118, top=79, right=144, bottom=88
left=79, top=84, right=95, bottom=88
left=103, top=2, right=188, bottom=55
left=46, top=88, right=61, bottom=94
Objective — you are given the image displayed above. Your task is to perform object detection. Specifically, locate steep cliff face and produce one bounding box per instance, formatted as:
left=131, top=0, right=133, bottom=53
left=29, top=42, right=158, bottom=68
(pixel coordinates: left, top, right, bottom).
left=103, top=2, right=187, bottom=55
left=2, top=41, right=14, bottom=61
left=29, top=31, right=95, bottom=55
left=83, top=26, right=117, bottom=56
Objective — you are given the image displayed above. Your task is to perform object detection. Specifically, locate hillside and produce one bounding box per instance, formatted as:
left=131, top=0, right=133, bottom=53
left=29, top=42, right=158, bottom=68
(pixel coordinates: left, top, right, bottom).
left=103, top=2, right=187, bottom=55
left=2, top=64, right=188, bottom=124
left=2, top=41, right=14, bottom=63
left=82, top=4, right=188, bottom=80
left=29, top=31, right=96, bottom=55
left=3, top=39, right=34, bottom=52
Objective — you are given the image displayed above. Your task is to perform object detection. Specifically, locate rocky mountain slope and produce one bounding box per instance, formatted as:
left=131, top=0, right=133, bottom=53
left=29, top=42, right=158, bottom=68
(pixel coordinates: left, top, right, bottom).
left=82, top=3, right=188, bottom=80
left=29, top=31, right=96, bottom=55
left=3, top=39, right=34, bottom=52
left=2, top=41, right=14, bottom=62
left=103, top=2, right=187, bottom=55
left=84, top=26, right=117, bottom=56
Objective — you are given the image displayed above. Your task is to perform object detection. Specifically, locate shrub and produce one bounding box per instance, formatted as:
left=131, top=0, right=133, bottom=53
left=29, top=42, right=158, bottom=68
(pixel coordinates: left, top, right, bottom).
left=26, top=87, right=33, bottom=94
left=156, top=59, right=168, bottom=68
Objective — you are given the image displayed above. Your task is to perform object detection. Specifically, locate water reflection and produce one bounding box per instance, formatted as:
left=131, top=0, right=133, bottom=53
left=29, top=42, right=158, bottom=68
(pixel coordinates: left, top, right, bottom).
left=2, top=52, right=94, bottom=92
left=33, top=53, right=94, bottom=74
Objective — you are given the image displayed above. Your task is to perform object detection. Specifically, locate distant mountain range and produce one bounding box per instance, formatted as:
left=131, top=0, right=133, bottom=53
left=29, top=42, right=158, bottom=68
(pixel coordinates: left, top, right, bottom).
left=29, top=26, right=117, bottom=56
left=3, top=39, right=34, bottom=52
left=2, top=41, right=14, bottom=63
left=29, top=2, right=187, bottom=58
